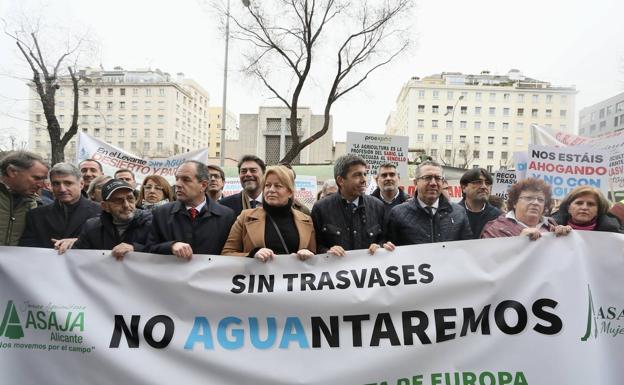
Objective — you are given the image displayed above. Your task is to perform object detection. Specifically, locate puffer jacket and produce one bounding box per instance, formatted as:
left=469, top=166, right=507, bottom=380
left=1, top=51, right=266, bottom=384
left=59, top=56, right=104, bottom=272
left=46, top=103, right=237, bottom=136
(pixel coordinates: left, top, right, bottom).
left=0, top=182, right=39, bottom=246
left=386, top=194, right=473, bottom=245
left=552, top=211, right=623, bottom=233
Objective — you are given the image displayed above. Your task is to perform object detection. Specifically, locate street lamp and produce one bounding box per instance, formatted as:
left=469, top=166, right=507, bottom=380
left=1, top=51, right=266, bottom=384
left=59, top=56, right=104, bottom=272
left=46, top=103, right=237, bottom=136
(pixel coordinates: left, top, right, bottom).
left=220, top=0, right=251, bottom=167
left=444, top=95, right=464, bottom=167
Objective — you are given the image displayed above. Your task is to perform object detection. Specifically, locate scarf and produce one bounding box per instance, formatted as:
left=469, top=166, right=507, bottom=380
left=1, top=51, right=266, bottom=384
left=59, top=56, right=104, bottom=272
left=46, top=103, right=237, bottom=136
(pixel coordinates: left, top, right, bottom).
left=141, top=199, right=169, bottom=210
left=567, top=216, right=597, bottom=231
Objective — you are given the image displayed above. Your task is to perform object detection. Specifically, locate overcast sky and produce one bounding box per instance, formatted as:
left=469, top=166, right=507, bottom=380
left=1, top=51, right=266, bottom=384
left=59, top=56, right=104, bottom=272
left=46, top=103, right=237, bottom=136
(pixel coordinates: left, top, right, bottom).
left=1, top=0, right=623, bottom=147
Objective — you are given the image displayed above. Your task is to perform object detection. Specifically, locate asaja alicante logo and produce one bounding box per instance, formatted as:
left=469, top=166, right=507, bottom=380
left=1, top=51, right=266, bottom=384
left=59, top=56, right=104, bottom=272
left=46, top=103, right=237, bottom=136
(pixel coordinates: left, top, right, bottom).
left=0, top=301, right=24, bottom=340
left=581, top=285, right=624, bottom=341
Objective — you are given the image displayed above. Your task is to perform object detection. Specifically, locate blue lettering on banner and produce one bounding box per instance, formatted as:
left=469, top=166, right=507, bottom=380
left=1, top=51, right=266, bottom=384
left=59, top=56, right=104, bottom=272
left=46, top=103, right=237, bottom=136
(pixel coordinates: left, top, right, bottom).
left=184, top=317, right=214, bottom=349
left=279, top=317, right=309, bottom=349
left=249, top=317, right=277, bottom=349
left=218, top=317, right=244, bottom=349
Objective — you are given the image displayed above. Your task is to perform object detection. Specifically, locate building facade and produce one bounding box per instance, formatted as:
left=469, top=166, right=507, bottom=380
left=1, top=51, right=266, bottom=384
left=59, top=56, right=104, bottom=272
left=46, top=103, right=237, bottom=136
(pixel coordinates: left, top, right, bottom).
left=237, top=106, right=334, bottom=165
left=29, top=68, right=210, bottom=162
left=207, top=107, right=238, bottom=158
left=385, top=69, right=577, bottom=172
left=578, top=91, right=624, bottom=137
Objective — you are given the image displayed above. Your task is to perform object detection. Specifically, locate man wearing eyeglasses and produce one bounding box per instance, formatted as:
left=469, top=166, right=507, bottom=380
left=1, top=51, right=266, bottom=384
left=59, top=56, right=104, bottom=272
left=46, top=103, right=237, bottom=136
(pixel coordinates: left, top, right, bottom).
left=72, top=179, right=153, bottom=260
left=206, top=164, right=226, bottom=202
left=387, top=160, right=472, bottom=245
left=458, top=168, right=501, bottom=238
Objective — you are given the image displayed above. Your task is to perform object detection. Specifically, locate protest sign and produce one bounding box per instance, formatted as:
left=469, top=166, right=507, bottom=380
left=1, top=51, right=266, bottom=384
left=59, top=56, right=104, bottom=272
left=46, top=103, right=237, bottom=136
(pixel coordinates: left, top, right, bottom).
left=492, top=170, right=517, bottom=200
left=1, top=232, right=623, bottom=384
left=513, top=151, right=528, bottom=180
left=527, top=145, right=609, bottom=199
left=531, top=125, right=624, bottom=193
left=346, top=132, right=409, bottom=179
left=77, top=132, right=208, bottom=184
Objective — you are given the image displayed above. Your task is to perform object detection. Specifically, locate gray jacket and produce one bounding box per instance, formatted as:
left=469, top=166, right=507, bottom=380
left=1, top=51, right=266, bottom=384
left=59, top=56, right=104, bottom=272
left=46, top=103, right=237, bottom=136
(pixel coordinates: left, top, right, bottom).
left=386, top=195, right=472, bottom=245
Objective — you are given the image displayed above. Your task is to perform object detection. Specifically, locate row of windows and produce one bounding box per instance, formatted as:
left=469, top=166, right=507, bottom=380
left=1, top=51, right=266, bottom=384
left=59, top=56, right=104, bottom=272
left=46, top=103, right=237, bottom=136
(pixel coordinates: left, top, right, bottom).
left=416, top=89, right=569, bottom=104
left=415, top=119, right=567, bottom=131
left=415, top=134, right=521, bottom=146
left=417, top=105, right=567, bottom=118
left=579, top=113, right=624, bottom=135
left=427, top=148, right=510, bottom=161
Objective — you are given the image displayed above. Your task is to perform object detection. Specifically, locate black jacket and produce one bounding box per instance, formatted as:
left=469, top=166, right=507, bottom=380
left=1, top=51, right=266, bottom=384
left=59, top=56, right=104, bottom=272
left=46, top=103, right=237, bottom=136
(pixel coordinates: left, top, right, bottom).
left=147, top=197, right=236, bottom=255
left=371, top=187, right=410, bottom=215
left=552, top=211, right=623, bottom=233
left=19, top=196, right=102, bottom=248
left=220, top=191, right=245, bottom=217
left=310, top=193, right=386, bottom=253
left=387, top=194, right=473, bottom=245
left=73, top=209, right=153, bottom=251
left=457, top=199, right=502, bottom=239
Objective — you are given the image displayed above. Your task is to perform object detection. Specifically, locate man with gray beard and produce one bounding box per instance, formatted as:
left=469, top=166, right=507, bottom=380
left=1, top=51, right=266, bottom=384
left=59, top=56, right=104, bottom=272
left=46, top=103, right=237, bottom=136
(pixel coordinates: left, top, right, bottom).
left=73, top=179, right=152, bottom=260
left=220, top=155, right=266, bottom=217
left=370, top=163, right=409, bottom=215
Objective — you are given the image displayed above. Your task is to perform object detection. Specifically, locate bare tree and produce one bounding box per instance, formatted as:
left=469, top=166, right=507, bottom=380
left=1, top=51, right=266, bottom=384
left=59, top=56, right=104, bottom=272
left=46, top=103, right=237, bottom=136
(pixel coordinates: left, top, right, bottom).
left=2, top=16, right=95, bottom=165
left=228, top=0, right=413, bottom=163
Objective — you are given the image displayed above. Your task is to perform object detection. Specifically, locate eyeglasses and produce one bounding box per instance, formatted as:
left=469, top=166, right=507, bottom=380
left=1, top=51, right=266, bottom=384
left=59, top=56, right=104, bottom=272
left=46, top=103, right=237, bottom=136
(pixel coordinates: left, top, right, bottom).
left=417, top=175, right=444, bottom=183
left=209, top=174, right=223, bottom=180
left=144, top=184, right=164, bottom=191
left=518, top=196, right=546, bottom=204
left=468, top=179, right=492, bottom=187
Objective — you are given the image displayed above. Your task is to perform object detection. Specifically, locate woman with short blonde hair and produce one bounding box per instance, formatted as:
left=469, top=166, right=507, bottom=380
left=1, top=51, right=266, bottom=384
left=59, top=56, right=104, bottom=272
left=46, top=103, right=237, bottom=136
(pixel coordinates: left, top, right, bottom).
left=222, top=165, right=316, bottom=261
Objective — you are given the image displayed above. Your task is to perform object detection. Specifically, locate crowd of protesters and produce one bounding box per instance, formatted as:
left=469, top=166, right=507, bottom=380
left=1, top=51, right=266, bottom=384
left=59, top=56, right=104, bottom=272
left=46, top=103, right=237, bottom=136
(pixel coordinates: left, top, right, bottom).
left=1, top=150, right=623, bottom=262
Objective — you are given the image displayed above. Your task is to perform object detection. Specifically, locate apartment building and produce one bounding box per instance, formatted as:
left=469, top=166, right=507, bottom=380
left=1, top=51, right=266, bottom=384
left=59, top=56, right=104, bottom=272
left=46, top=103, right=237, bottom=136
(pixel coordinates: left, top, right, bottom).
left=578, top=91, right=624, bottom=137
left=29, top=67, right=210, bottom=161
left=207, top=107, right=238, bottom=158
left=385, top=69, right=577, bottom=171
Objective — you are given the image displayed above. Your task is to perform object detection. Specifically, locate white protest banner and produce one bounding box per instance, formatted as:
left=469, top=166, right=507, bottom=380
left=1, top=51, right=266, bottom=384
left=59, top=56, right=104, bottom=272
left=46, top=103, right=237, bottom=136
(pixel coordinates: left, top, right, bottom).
left=513, top=151, right=528, bottom=180
left=294, top=175, right=317, bottom=209
left=492, top=170, right=517, bottom=200
left=346, top=132, right=409, bottom=179
left=531, top=125, right=624, bottom=192
left=77, top=132, right=208, bottom=183
left=222, top=177, right=241, bottom=197
left=527, top=145, right=609, bottom=199
left=4, top=232, right=622, bottom=384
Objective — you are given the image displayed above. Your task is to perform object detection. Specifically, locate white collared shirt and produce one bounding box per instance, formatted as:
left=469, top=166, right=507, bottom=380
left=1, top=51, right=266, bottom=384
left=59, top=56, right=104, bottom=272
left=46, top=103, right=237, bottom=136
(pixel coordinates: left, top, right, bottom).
left=418, top=197, right=439, bottom=215
left=249, top=193, right=263, bottom=207
left=187, top=198, right=207, bottom=213
left=506, top=210, right=550, bottom=229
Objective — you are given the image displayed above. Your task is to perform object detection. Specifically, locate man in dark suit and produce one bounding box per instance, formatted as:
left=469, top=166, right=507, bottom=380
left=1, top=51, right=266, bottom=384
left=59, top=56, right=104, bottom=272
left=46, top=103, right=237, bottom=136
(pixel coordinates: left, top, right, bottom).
left=219, top=155, right=265, bottom=217
left=147, top=160, right=235, bottom=259
left=19, top=163, right=101, bottom=252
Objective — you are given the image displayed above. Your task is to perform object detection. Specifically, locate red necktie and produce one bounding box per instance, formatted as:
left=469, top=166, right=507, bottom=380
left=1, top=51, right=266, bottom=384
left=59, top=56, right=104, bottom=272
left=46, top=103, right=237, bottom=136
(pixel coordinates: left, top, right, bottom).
left=188, top=207, right=198, bottom=221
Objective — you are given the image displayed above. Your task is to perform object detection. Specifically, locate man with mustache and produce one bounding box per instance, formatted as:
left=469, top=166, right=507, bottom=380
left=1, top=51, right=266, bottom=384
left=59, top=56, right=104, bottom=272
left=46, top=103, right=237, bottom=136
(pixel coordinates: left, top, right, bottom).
left=220, top=155, right=265, bottom=216
left=0, top=151, right=49, bottom=246
left=73, top=179, right=153, bottom=260
left=458, top=168, right=501, bottom=238
left=386, top=160, right=472, bottom=245
left=371, top=163, right=409, bottom=215
left=147, top=160, right=235, bottom=259
left=19, top=163, right=101, bottom=252
left=311, top=154, right=393, bottom=256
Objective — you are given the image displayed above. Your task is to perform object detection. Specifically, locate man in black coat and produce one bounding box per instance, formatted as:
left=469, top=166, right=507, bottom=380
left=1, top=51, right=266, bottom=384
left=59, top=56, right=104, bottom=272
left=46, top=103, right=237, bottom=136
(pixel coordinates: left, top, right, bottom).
left=387, top=160, right=472, bottom=245
left=147, top=160, right=235, bottom=259
left=73, top=179, right=153, bottom=260
left=370, top=162, right=409, bottom=215
left=19, top=163, right=101, bottom=252
left=457, top=168, right=502, bottom=238
left=220, top=155, right=266, bottom=216
left=311, top=154, right=393, bottom=256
